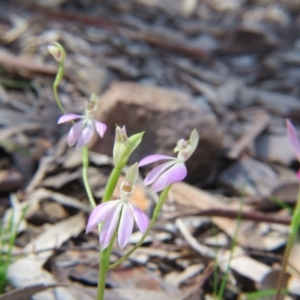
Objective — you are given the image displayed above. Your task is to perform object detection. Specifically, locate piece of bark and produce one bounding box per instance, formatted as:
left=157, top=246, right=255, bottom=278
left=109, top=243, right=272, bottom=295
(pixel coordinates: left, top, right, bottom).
left=0, top=169, right=23, bottom=193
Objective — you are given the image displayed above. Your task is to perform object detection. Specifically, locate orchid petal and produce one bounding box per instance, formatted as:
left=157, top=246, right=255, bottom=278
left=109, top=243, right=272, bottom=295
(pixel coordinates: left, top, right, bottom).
left=118, top=203, right=134, bottom=249
left=286, top=119, right=300, bottom=161
left=58, top=114, right=82, bottom=124
left=297, top=170, right=300, bottom=180
left=129, top=203, right=149, bottom=233
left=86, top=200, right=120, bottom=232
left=139, top=154, right=175, bottom=167
left=76, top=121, right=94, bottom=149
left=144, top=160, right=176, bottom=186
left=151, top=162, right=187, bottom=192
left=94, top=121, right=107, bottom=138
left=100, top=202, right=123, bottom=250
left=68, top=120, right=85, bottom=147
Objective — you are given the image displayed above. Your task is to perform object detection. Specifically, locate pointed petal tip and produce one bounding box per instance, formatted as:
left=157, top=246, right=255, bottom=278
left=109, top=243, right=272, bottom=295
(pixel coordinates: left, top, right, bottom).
left=99, top=203, right=122, bottom=250
left=95, top=121, right=107, bottom=138
left=144, top=160, right=175, bottom=186
left=68, top=120, right=85, bottom=147
left=118, top=204, right=134, bottom=249
left=190, top=129, right=200, bottom=145
left=57, top=114, right=82, bottom=124
left=139, top=154, right=175, bottom=167
left=151, top=163, right=187, bottom=192
left=129, top=204, right=150, bottom=234
left=86, top=201, right=120, bottom=233
left=76, top=122, right=94, bottom=149
left=286, top=119, right=300, bottom=161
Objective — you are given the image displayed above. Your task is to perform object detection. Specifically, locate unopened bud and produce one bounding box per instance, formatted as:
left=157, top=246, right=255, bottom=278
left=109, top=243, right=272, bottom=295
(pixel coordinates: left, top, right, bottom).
left=48, top=42, right=66, bottom=63
left=113, top=125, right=144, bottom=168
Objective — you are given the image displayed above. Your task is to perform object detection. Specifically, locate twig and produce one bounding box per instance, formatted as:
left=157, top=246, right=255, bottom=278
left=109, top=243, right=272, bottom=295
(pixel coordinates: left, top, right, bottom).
left=38, top=10, right=208, bottom=59
left=0, top=51, right=57, bottom=76
left=228, top=109, right=270, bottom=159
left=175, top=218, right=216, bottom=258
left=166, top=208, right=291, bottom=225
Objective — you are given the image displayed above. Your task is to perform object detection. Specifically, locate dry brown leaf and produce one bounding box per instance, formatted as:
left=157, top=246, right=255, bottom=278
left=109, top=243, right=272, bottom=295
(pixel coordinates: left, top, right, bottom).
left=217, top=247, right=271, bottom=283
left=26, top=188, right=89, bottom=215
left=172, top=183, right=263, bottom=248
left=41, top=170, right=81, bottom=188
left=164, top=263, right=204, bottom=287
left=24, top=213, right=85, bottom=259
left=7, top=254, right=76, bottom=300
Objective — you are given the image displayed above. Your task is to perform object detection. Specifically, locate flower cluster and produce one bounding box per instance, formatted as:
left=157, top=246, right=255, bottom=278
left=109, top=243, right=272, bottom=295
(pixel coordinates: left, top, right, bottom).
left=51, top=42, right=201, bottom=300
left=56, top=82, right=199, bottom=248
left=86, top=130, right=199, bottom=249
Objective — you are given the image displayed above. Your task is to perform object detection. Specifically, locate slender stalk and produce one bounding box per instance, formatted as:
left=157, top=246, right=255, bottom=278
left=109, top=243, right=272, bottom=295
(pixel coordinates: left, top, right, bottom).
left=82, top=146, right=96, bottom=209
left=212, top=224, right=219, bottom=297
left=96, top=217, right=119, bottom=300
left=96, top=166, right=123, bottom=299
left=109, top=185, right=171, bottom=269
left=217, top=197, right=244, bottom=300
left=97, top=250, right=108, bottom=300
left=4, top=205, right=28, bottom=270
left=0, top=216, right=3, bottom=265
left=107, top=221, right=119, bottom=257
left=275, top=183, right=300, bottom=300
left=102, top=167, right=122, bottom=202
left=53, top=63, right=66, bottom=114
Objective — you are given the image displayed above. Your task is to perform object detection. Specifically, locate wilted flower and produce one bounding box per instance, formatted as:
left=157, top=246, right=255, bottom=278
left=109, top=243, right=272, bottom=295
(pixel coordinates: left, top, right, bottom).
left=113, top=125, right=144, bottom=168
left=58, top=93, right=107, bottom=149
left=286, top=119, right=300, bottom=179
left=139, top=129, right=199, bottom=192
left=86, top=163, right=149, bottom=250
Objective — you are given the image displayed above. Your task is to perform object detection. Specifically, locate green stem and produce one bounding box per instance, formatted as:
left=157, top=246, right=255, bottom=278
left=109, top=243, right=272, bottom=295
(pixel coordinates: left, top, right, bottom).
left=97, top=250, right=108, bottom=300
left=212, top=224, right=219, bottom=297
left=82, top=146, right=96, bottom=209
left=97, top=228, right=118, bottom=300
left=109, top=185, right=171, bottom=270
left=217, top=197, right=244, bottom=300
left=96, top=166, right=123, bottom=299
left=102, top=167, right=122, bottom=202
left=53, top=62, right=66, bottom=114
left=275, top=183, right=300, bottom=300
left=4, top=205, right=28, bottom=270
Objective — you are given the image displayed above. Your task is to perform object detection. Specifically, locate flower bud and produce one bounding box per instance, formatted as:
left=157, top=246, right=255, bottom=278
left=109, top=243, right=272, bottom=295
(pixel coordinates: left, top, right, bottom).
left=48, top=42, right=66, bottom=63
left=113, top=125, right=144, bottom=168
left=115, top=125, right=128, bottom=144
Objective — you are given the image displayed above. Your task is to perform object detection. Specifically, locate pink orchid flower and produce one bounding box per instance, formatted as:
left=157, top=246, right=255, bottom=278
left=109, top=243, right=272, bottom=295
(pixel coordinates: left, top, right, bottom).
left=58, top=94, right=107, bottom=149
left=139, top=129, right=199, bottom=192
left=86, top=163, right=149, bottom=250
left=286, top=119, right=300, bottom=179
